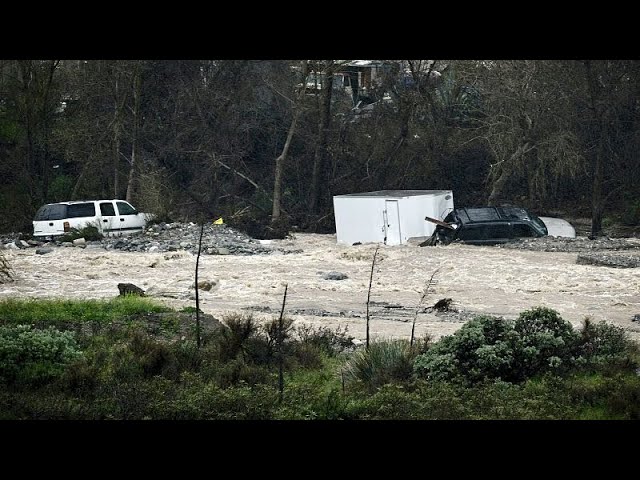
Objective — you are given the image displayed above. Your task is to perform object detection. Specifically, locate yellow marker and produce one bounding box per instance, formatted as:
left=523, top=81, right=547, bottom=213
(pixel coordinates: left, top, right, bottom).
left=213, top=217, right=224, bottom=225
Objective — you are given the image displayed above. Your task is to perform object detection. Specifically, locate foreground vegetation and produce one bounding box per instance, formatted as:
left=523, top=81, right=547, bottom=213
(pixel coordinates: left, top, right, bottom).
left=1, top=298, right=639, bottom=420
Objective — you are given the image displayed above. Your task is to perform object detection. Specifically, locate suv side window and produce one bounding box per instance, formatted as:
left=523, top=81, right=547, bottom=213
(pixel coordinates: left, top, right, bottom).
left=67, top=203, right=96, bottom=218
left=458, top=225, right=488, bottom=241
left=485, top=224, right=512, bottom=239
left=116, top=201, right=137, bottom=215
left=512, top=223, right=537, bottom=237
left=100, top=202, right=116, bottom=216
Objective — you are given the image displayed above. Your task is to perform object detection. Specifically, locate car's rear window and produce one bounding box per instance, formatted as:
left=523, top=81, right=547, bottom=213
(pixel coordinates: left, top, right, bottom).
left=67, top=203, right=96, bottom=218
left=34, top=204, right=67, bottom=221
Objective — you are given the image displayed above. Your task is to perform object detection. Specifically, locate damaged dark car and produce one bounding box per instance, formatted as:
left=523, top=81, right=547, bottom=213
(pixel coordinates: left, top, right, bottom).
left=423, top=206, right=548, bottom=246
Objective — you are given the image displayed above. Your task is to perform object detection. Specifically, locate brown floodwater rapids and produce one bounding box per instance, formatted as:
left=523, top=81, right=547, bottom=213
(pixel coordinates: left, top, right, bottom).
left=2, top=233, right=639, bottom=343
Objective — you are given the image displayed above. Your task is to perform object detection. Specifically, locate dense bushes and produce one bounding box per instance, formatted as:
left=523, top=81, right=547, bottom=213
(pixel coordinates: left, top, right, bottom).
left=1, top=300, right=639, bottom=419
left=0, top=324, right=83, bottom=385
left=344, top=340, right=417, bottom=392
left=414, top=307, right=638, bottom=385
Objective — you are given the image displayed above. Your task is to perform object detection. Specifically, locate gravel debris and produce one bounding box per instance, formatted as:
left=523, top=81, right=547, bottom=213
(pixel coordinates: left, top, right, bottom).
left=1, top=223, right=303, bottom=256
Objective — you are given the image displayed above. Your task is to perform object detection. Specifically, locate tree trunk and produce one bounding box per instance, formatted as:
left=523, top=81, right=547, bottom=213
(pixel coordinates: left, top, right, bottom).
left=591, top=134, right=605, bottom=237
left=126, top=64, right=142, bottom=204
left=40, top=60, right=58, bottom=202
left=487, top=166, right=509, bottom=206
left=583, top=60, right=605, bottom=237
left=113, top=75, right=121, bottom=199
left=309, top=62, right=333, bottom=215
left=272, top=112, right=299, bottom=221
left=272, top=60, right=308, bottom=222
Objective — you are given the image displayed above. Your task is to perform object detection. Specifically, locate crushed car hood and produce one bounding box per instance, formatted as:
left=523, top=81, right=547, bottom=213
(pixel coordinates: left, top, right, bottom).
left=539, top=217, right=576, bottom=238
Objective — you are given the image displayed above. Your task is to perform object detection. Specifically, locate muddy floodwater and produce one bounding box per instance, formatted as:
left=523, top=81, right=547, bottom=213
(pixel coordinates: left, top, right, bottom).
left=2, top=233, right=640, bottom=343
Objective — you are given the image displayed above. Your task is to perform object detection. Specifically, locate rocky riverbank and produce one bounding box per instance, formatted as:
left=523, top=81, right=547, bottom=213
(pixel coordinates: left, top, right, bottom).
left=499, top=235, right=640, bottom=253
left=1, top=223, right=302, bottom=256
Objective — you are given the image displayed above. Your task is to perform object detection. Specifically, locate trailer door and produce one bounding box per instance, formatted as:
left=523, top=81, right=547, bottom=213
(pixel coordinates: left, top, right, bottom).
left=384, top=200, right=401, bottom=245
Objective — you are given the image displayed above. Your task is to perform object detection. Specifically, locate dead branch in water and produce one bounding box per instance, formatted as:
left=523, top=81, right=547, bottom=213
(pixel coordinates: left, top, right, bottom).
left=278, top=283, right=288, bottom=403
left=411, top=267, right=440, bottom=349
left=366, top=246, right=380, bottom=350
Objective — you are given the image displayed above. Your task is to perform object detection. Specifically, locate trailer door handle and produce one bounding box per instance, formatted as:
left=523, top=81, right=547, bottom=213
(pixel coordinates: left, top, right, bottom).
left=120, top=218, right=125, bottom=222
left=103, top=219, right=108, bottom=223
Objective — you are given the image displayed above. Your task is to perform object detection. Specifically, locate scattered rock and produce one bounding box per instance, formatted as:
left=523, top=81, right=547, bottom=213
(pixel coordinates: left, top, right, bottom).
left=502, top=236, right=640, bottom=253
left=632, top=314, right=640, bottom=323
left=1, top=223, right=302, bottom=257
left=432, top=298, right=453, bottom=312
left=72, top=238, right=86, bottom=246
left=117, top=283, right=146, bottom=296
left=194, top=280, right=217, bottom=291
left=322, top=271, right=348, bottom=280
left=35, top=247, right=54, bottom=255
left=576, top=253, right=640, bottom=268
left=19, top=240, right=30, bottom=248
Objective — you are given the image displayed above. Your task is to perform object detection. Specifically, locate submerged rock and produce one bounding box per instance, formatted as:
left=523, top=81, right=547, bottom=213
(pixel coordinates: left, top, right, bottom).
left=322, top=271, right=348, bottom=280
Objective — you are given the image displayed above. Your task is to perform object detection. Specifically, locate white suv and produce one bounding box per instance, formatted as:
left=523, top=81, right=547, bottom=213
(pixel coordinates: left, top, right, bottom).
left=33, top=199, right=147, bottom=239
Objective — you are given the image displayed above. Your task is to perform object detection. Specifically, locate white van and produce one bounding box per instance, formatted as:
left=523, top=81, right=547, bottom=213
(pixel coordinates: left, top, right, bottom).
left=33, top=199, right=147, bottom=239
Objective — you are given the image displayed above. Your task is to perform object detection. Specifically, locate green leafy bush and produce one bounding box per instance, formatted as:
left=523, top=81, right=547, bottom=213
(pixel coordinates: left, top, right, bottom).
left=344, top=340, right=416, bottom=392
left=0, top=325, right=83, bottom=385
left=295, top=323, right=355, bottom=356
left=414, top=308, right=582, bottom=385
left=512, top=307, right=578, bottom=379
left=621, top=199, right=640, bottom=226
left=575, top=318, right=638, bottom=369
left=59, top=224, right=103, bottom=242
left=414, top=315, right=519, bottom=384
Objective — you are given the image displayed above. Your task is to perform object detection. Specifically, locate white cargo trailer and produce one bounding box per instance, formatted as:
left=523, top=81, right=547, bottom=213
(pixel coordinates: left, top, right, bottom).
left=333, top=190, right=454, bottom=245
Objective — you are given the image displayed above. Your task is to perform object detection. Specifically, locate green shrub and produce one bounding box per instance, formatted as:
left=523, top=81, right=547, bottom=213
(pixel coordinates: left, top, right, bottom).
left=0, top=324, right=83, bottom=385
left=575, top=318, right=638, bottom=369
left=151, top=373, right=279, bottom=420
left=215, top=357, right=273, bottom=388
left=344, top=340, right=416, bottom=392
left=291, top=343, right=324, bottom=370
left=47, top=175, right=74, bottom=203
left=218, top=313, right=261, bottom=362
left=414, top=308, right=581, bottom=385
left=0, top=296, right=171, bottom=328
left=59, top=224, right=103, bottom=242
left=295, top=323, right=355, bottom=356
left=414, top=315, right=519, bottom=384
left=621, top=200, right=640, bottom=226
left=512, top=307, right=578, bottom=379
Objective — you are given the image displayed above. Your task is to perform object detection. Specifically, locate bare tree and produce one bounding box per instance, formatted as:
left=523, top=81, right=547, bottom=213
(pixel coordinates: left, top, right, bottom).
left=126, top=61, right=143, bottom=204
left=272, top=60, right=308, bottom=222
left=309, top=60, right=335, bottom=216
